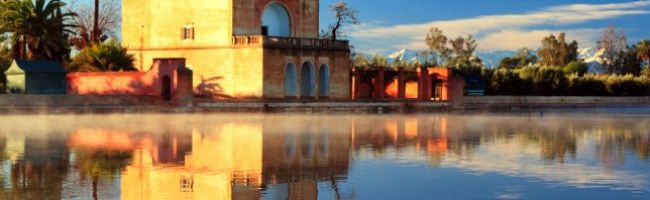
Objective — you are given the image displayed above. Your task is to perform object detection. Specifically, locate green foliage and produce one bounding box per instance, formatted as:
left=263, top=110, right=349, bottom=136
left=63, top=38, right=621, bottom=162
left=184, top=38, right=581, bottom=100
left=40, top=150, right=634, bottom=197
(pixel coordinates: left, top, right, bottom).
left=567, top=74, right=607, bottom=96
left=0, top=0, right=76, bottom=61
left=530, top=66, right=567, bottom=95
left=0, top=35, right=11, bottom=72
left=605, top=75, right=650, bottom=96
left=562, top=61, right=588, bottom=76
left=642, top=67, right=650, bottom=78
left=68, top=41, right=136, bottom=72
left=487, top=69, right=531, bottom=95
left=424, top=27, right=482, bottom=72
left=537, top=33, right=578, bottom=67
left=598, top=26, right=628, bottom=73
left=352, top=53, right=369, bottom=69
left=390, top=58, right=410, bottom=71
left=498, top=48, right=537, bottom=70
left=485, top=66, right=650, bottom=96
left=613, top=45, right=643, bottom=75
left=638, top=40, right=650, bottom=66
left=369, top=53, right=388, bottom=68
left=452, top=64, right=483, bottom=78
left=425, top=27, right=451, bottom=65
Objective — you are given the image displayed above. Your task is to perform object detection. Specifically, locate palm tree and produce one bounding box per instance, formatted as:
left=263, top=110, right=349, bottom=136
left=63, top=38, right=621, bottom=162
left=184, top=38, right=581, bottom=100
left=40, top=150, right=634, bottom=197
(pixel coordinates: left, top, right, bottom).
left=638, top=40, right=650, bottom=68
left=1, top=0, right=75, bottom=61
left=68, top=40, right=136, bottom=72
left=92, top=0, right=99, bottom=43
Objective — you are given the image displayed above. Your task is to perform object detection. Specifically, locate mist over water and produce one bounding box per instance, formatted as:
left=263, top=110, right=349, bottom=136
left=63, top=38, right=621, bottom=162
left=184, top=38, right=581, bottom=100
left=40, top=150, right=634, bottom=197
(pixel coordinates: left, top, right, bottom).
left=0, top=114, right=649, bottom=199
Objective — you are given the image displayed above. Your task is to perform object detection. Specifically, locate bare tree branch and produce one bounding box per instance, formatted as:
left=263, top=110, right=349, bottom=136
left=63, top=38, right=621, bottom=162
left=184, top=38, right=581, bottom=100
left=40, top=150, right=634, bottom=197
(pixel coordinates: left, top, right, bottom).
left=68, top=0, right=120, bottom=49
left=322, top=0, right=359, bottom=40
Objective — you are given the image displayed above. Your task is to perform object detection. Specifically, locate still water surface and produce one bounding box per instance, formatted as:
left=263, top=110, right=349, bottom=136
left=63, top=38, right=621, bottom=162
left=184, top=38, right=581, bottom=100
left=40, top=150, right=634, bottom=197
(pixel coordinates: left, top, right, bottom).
left=0, top=114, right=649, bottom=200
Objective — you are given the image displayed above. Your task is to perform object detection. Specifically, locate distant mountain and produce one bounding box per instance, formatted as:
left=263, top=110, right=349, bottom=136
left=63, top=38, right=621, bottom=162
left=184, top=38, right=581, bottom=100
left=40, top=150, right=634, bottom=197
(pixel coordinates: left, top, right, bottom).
left=578, top=48, right=606, bottom=73
left=387, top=49, right=420, bottom=63
left=382, top=48, right=607, bottom=72
left=386, top=49, right=517, bottom=68
left=474, top=51, right=517, bottom=68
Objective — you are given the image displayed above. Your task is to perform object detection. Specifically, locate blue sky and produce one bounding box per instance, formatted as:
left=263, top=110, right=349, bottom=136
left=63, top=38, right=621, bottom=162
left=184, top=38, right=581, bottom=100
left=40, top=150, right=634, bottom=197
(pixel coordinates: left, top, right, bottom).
left=73, top=0, right=650, bottom=54
left=319, top=0, right=650, bottom=54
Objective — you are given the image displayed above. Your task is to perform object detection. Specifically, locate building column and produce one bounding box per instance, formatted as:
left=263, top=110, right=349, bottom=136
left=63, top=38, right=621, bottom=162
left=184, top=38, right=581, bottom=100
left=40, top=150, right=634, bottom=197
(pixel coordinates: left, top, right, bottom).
left=375, top=66, right=385, bottom=99
left=418, top=67, right=430, bottom=101
left=352, top=68, right=361, bottom=100
left=398, top=67, right=405, bottom=99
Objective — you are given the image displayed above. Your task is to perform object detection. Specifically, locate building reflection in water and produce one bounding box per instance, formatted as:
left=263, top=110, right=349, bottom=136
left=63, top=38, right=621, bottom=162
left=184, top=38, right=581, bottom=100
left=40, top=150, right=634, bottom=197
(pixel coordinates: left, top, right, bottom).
left=0, top=115, right=649, bottom=199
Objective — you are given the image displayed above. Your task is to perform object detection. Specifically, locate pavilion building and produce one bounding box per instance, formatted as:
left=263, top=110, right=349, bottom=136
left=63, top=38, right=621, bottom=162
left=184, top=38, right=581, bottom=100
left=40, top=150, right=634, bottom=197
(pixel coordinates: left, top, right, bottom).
left=122, top=0, right=351, bottom=99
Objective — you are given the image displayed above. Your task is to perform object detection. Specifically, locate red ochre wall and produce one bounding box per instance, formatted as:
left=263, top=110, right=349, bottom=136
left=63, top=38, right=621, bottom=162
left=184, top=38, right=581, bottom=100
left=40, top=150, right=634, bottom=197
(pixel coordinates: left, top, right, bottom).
left=67, top=59, right=192, bottom=104
left=353, top=67, right=463, bottom=103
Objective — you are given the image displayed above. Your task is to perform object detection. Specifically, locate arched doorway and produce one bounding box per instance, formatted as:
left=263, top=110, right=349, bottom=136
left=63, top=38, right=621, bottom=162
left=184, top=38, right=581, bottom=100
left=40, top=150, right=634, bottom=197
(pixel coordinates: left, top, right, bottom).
left=300, top=62, right=315, bottom=98
left=318, top=65, right=330, bottom=98
left=284, top=63, right=297, bottom=98
left=261, top=3, right=291, bottom=37
left=161, top=75, right=172, bottom=101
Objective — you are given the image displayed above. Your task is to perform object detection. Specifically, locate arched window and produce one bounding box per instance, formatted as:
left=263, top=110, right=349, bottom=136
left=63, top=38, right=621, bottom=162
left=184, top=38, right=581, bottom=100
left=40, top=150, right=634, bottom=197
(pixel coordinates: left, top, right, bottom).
left=318, top=65, right=330, bottom=98
left=284, top=63, right=297, bottom=98
left=261, top=3, right=291, bottom=37
left=300, top=62, right=315, bottom=98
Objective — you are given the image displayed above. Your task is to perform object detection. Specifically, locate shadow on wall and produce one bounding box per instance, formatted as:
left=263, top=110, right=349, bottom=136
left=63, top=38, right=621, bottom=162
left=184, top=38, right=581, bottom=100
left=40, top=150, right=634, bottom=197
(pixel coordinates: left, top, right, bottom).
left=196, top=76, right=232, bottom=99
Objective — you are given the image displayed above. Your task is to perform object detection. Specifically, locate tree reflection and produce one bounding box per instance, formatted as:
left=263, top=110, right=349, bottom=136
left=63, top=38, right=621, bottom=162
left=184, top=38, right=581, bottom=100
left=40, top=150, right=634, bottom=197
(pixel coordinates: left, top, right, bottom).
left=0, top=133, right=69, bottom=200
left=1, top=114, right=650, bottom=200
left=73, top=149, right=132, bottom=200
left=596, top=130, right=650, bottom=167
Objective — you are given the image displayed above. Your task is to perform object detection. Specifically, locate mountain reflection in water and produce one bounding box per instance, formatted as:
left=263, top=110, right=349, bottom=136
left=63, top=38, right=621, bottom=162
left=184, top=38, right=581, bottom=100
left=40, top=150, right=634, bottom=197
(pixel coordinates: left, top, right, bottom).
left=0, top=114, right=649, bottom=200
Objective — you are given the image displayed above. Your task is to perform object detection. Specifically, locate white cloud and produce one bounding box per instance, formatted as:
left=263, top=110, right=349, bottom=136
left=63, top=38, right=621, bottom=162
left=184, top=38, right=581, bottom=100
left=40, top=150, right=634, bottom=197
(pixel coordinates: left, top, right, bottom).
left=478, top=29, right=602, bottom=51
left=348, top=1, right=650, bottom=53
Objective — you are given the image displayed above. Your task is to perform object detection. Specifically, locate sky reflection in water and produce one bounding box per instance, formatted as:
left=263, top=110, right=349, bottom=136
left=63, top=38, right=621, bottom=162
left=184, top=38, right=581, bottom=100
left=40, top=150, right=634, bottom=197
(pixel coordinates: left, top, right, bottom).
left=0, top=114, right=649, bottom=200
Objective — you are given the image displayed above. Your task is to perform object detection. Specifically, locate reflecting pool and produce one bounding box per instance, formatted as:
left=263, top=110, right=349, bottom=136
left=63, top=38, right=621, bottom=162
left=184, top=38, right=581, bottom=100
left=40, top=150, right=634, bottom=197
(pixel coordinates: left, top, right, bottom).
left=0, top=114, right=649, bottom=199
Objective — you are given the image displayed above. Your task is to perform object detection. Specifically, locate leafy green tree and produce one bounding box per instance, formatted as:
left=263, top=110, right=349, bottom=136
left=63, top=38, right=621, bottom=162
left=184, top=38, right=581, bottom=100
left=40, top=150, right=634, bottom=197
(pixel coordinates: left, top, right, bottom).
left=498, top=48, right=537, bottom=70
left=637, top=40, right=650, bottom=68
left=597, top=26, right=628, bottom=74
left=537, top=33, right=578, bottom=67
left=424, top=27, right=451, bottom=65
left=517, top=66, right=567, bottom=95
left=613, top=45, right=642, bottom=75
left=0, top=0, right=76, bottom=61
left=448, top=35, right=481, bottom=68
left=0, top=35, right=11, bottom=71
left=567, top=74, right=608, bottom=96
left=488, top=68, right=531, bottom=95
left=351, top=53, right=369, bottom=69
left=390, top=57, right=409, bottom=70
left=68, top=40, right=136, bottom=72
left=562, top=61, right=588, bottom=76
left=369, top=53, right=388, bottom=68
left=605, top=74, right=649, bottom=96
left=0, top=35, right=11, bottom=93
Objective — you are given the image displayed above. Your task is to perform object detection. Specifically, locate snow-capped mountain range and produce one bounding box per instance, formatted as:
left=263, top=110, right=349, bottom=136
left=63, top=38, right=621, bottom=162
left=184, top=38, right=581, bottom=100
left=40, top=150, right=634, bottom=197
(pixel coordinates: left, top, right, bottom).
left=383, top=48, right=605, bottom=70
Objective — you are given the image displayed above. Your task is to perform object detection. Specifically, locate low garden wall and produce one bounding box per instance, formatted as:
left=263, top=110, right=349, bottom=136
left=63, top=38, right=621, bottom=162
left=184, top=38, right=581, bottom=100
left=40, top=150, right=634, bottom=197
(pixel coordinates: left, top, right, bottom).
left=460, top=96, right=650, bottom=110
left=66, top=58, right=193, bottom=105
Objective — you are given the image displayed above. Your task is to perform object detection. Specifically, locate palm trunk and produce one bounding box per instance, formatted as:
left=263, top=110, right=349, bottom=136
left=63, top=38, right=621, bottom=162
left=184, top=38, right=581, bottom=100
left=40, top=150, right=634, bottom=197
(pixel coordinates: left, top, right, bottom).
left=92, top=0, right=99, bottom=43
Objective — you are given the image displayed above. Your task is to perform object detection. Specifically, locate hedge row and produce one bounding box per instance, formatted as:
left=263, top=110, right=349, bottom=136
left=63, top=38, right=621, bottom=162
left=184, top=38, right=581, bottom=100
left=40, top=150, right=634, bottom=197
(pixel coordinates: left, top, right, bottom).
left=483, top=66, right=650, bottom=96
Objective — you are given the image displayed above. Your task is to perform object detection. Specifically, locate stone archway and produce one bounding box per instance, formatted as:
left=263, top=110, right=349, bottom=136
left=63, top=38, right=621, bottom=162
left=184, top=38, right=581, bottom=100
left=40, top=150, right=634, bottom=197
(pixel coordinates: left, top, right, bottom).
left=300, top=62, right=315, bottom=98
left=318, top=64, right=330, bottom=98
left=284, top=63, right=297, bottom=98
left=261, top=3, right=291, bottom=37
